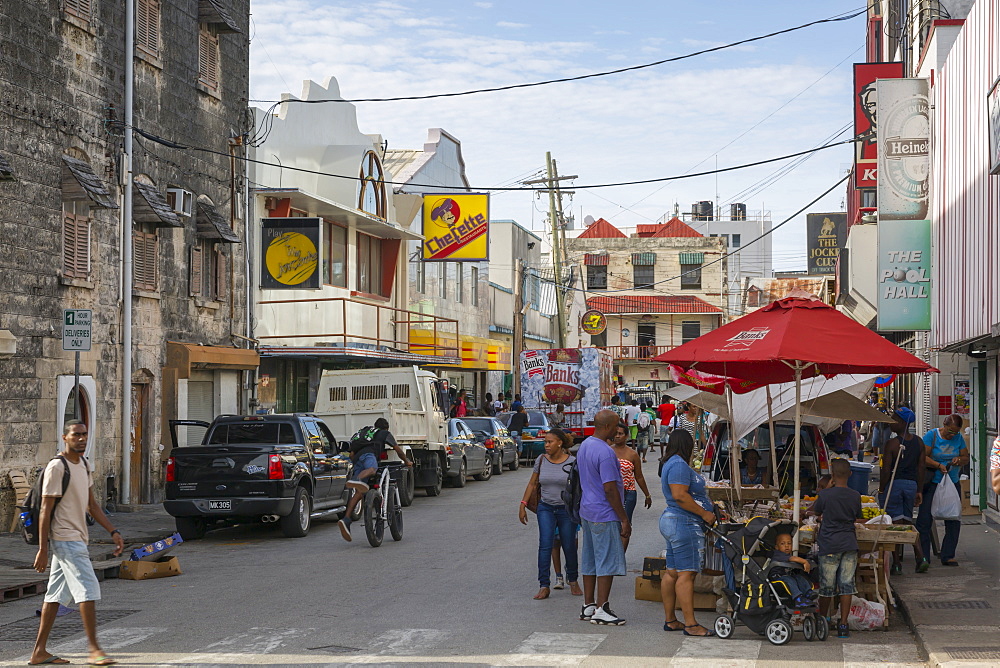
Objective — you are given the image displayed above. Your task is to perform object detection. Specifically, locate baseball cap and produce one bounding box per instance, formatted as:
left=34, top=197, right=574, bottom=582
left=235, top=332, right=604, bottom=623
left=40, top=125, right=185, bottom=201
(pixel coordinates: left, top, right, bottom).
left=894, top=406, right=915, bottom=424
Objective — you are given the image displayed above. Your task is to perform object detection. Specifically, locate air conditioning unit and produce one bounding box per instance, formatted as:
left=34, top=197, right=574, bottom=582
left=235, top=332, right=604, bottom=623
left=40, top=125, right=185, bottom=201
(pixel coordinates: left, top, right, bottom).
left=165, top=188, right=194, bottom=218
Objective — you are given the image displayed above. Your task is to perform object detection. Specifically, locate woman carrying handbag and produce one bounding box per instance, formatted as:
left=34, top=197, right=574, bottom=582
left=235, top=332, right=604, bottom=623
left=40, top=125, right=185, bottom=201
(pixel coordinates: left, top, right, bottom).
left=519, top=428, right=582, bottom=599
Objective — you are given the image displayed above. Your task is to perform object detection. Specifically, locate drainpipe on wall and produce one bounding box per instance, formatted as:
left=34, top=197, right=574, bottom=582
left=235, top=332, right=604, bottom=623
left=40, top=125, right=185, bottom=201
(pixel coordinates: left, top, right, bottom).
left=121, top=0, right=135, bottom=504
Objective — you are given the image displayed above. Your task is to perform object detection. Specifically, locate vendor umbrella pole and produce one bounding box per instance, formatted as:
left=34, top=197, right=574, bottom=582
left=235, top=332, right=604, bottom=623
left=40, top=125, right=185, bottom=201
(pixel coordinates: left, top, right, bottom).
left=725, top=386, right=742, bottom=502
left=786, top=361, right=808, bottom=551
left=766, top=385, right=778, bottom=489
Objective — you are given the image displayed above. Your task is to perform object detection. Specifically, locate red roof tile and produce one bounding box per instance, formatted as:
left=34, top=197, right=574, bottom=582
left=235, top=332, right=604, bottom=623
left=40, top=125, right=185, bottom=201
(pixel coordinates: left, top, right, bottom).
left=586, top=295, right=722, bottom=314
left=652, top=217, right=702, bottom=238
left=577, top=217, right=626, bottom=239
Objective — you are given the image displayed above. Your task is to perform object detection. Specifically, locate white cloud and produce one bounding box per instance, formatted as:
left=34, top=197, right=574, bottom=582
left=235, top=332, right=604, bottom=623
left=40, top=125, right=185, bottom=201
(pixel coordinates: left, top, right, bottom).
left=249, top=1, right=853, bottom=270
left=496, top=21, right=529, bottom=29
left=474, top=1, right=493, bottom=7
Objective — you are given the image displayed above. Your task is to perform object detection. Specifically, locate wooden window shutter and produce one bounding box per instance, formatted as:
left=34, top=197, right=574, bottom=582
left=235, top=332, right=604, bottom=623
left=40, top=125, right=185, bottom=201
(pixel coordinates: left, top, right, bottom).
left=136, top=0, right=160, bottom=56
left=214, top=247, right=227, bottom=300
left=189, top=243, right=204, bottom=296
left=65, top=0, right=92, bottom=21
left=198, top=28, right=219, bottom=90
left=63, top=214, right=78, bottom=277
left=133, top=231, right=158, bottom=291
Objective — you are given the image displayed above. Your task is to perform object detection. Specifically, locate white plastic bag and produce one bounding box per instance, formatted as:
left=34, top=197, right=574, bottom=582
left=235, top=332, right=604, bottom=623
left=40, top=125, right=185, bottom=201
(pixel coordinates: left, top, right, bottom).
left=848, top=595, right=886, bottom=631
left=931, top=474, right=962, bottom=520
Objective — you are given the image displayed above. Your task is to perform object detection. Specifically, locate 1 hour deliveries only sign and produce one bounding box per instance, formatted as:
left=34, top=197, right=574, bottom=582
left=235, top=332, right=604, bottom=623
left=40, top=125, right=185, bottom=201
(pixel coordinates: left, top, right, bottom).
left=63, top=309, right=92, bottom=351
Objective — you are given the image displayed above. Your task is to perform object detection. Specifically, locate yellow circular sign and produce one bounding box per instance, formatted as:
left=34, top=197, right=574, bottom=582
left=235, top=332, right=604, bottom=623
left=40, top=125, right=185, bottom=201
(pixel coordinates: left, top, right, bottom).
left=265, top=232, right=318, bottom=286
left=581, top=309, right=607, bottom=336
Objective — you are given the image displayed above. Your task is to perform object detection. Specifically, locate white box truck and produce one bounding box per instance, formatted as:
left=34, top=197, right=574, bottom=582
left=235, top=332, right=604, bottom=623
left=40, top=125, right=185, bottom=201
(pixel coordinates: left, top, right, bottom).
left=313, top=366, right=452, bottom=503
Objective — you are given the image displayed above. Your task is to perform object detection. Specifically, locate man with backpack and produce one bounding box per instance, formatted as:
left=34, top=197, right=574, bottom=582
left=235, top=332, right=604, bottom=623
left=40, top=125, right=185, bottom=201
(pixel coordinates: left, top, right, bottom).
left=632, top=403, right=655, bottom=463
left=338, top=418, right=411, bottom=542
left=29, top=420, right=124, bottom=667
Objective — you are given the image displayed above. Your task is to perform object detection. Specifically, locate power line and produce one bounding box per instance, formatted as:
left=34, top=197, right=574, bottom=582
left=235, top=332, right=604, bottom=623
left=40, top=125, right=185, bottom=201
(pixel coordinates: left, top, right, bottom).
left=547, top=172, right=850, bottom=295
left=129, top=124, right=853, bottom=192
left=247, top=7, right=866, bottom=106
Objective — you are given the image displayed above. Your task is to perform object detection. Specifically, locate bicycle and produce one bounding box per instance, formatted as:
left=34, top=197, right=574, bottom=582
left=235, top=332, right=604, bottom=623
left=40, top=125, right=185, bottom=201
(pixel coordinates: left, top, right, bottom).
left=361, top=464, right=403, bottom=547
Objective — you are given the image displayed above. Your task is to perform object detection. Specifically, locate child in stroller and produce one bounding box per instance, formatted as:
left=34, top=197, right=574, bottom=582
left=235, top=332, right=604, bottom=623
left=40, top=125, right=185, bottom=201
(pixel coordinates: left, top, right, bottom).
left=710, top=517, right=828, bottom=645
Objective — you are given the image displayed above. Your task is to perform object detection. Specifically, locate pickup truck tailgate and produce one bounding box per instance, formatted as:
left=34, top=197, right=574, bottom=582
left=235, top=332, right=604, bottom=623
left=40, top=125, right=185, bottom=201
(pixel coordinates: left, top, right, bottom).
left=170, top=446, right=277, bottom=497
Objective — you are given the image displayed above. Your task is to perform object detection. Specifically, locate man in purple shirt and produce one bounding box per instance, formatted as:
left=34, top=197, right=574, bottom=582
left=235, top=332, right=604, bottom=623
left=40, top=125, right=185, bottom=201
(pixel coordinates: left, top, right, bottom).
left=577, top=409, right=630, bottom=625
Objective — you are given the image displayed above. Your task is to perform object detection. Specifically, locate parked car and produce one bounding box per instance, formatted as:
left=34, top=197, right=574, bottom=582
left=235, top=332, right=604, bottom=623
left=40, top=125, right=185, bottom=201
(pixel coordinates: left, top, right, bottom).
left=461, top=416, right=519, bottom=473
left=164, top=414, right=351, bottom=540
left=701, top=419, right=831, bottom=495
left=445, top=419, right=492, bottom=486
left=497, top=410, right=553, bottom=463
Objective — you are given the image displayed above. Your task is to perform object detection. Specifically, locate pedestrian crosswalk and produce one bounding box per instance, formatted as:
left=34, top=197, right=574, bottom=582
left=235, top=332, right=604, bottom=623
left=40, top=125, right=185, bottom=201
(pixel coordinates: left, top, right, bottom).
left=8, top=625, right=928, bottom=666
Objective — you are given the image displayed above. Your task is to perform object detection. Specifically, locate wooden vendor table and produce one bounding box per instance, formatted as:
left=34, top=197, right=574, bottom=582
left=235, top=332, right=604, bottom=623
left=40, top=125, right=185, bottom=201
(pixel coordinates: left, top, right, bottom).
left=706, top=486, right=780, bottom=502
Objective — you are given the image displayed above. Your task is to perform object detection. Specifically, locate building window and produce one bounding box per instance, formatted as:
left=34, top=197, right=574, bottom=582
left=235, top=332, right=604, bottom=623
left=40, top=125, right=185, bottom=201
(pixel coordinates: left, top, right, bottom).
left=62, top=202, right=91, bottom=279
left=324, top=221, right=347, bottom=287
left=732, top=234, right=741, bottom=248
left=470, top=266, right=479, bottom=306
left=681, top=321, right=700, bottom=343
left=197, top=27, right=220, bottom=90
left=65, top=0, right=92, bottom=21
left=529, top=271, right=540, bottom=309
left=633, top=265, right=655, bottom=289
left=136, top=0, right=160, bottom=58
left=357, top=151, right=387, bottom=219
left=456, top=263, right=464, bottom=303
left=680, top=264, right=702, bottom=289
left=438, top=262, right=448, bottom=299
left=415, top=259, right=426, bottom=293
left=356, top=232, right=383, bottom=296
left=133, top=229, right=159, bottom=291
left=586, top=265, right=607, bottom=290
left=190, top=240, right=227, bottom=300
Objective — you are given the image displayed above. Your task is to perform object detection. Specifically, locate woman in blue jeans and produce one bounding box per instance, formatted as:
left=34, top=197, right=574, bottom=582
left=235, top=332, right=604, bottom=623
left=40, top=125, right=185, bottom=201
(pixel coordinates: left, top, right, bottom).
left=916, top=414, right=969, bottom=567
left=659, top=429, right=718, bottom=637
left=519, top=428, right=582, bottom=599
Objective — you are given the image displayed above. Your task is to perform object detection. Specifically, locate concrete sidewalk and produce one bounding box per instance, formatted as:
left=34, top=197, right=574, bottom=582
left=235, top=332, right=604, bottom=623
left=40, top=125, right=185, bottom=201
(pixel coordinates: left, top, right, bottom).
left=893, top=515, right=1000, bottom=667
left=0, top=505, right=176, bottom=603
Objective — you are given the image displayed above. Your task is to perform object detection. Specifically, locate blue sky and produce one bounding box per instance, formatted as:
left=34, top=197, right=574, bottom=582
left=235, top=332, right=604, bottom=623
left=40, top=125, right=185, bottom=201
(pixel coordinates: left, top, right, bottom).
left=249, top=1, right=867, bottom=270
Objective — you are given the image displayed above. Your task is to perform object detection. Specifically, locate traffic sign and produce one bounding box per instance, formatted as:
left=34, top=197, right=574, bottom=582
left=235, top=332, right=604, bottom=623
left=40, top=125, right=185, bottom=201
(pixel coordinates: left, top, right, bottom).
left=63, top=309, right=92, bottom=351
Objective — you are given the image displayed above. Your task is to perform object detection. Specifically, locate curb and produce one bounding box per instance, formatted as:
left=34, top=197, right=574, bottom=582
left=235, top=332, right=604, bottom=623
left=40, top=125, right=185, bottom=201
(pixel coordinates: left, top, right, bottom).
left=894, top=589, right=936, bottom=666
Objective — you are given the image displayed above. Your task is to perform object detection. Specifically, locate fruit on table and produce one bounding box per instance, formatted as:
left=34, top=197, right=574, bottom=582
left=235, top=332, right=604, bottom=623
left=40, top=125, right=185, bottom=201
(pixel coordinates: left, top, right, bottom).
left=861, top=507, right=886, bottom=519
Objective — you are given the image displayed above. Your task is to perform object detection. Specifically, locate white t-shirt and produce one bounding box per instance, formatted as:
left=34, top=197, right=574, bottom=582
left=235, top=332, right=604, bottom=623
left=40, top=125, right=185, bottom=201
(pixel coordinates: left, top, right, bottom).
left=624, top=405, right=641, bottom=426
left=41, top=456, right=92, bottom=543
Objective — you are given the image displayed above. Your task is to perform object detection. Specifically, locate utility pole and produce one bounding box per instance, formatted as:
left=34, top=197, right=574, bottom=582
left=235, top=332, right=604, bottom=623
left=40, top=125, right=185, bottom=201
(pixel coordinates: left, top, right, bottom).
left=512, top=259, right=525, bottom=392
left=121, top=0, right=135, bottom=505
left=524, top=154, right=576, bottom=349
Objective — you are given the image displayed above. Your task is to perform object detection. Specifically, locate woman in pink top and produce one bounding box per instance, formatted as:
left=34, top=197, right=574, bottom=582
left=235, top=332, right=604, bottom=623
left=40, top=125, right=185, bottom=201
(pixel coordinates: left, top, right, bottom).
left=609, top=420, right=652, bottom=551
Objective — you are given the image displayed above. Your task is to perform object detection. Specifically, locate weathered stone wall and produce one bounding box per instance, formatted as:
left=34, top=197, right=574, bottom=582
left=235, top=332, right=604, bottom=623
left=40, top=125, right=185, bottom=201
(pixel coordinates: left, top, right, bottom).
left=0, top=0, right=250, bottom=523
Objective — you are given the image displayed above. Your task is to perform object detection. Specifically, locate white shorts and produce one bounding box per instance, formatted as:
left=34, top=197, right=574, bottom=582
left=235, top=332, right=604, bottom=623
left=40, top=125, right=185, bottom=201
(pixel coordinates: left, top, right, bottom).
left=44, top=540, right=101, bottom=605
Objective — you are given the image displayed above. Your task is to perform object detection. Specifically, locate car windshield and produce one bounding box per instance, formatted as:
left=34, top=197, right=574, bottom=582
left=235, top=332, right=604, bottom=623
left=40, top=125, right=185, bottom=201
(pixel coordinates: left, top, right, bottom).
left=462, top=418, right=496, bottom=433
left=525, top=412, right=549, bottom=427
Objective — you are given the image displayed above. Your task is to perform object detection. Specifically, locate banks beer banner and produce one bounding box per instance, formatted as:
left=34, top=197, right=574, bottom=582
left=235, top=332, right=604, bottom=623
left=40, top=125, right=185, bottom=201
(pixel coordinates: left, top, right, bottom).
left=806, top=212, right=847, bottom=275
left=261, top=218, right=321, bottom=289
left=877, top=78, right=930, bottom=220
left=853, top=62, right=904, bottom=189
left=877, top=219, right=931, bottom=331
left=421, top=193, right=489, bottom=261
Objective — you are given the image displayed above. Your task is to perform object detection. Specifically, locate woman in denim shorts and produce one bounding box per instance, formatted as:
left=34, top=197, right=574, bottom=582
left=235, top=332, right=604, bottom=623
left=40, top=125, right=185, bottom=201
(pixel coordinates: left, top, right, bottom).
left=658, top=430, right=718, bottom=637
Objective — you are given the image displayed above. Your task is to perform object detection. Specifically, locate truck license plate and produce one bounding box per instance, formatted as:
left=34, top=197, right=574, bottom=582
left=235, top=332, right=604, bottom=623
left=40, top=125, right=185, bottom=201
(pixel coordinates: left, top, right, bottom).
left=208, top=500, right=231, bottom=510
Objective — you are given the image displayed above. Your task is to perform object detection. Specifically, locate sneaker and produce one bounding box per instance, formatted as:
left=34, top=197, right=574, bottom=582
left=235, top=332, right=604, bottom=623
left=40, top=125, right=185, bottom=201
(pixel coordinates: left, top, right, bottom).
left=916, top=559, right=930, bottom=573
left=580, top=603, right=596, bottom=621
left=553, top=575, right=565, bottom=590
left=837, top=623, right=850, bottom=639
left=590, top=602, right=626, bottom=626
left=337, top=519, right=353, bottom=542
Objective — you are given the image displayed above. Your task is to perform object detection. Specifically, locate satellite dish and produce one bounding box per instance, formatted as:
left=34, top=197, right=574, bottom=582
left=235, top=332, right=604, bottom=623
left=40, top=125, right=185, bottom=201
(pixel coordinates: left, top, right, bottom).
left=584, top=215, right=596, bottom=227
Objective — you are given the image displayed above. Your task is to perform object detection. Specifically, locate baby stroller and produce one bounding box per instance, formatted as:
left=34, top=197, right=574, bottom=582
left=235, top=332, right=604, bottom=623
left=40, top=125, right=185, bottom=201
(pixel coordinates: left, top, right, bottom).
left=708, top=517, right=828, bottom=645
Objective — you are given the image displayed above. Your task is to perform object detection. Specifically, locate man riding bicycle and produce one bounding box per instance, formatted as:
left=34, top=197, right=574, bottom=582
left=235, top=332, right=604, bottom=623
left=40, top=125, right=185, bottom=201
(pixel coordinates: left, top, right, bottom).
left=338, top=418, right=411, bottom=542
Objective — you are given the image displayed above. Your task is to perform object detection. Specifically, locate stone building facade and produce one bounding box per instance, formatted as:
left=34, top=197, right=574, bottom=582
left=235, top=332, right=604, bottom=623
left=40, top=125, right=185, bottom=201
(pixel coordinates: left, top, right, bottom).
left=0, top=0, right=255, bottom=522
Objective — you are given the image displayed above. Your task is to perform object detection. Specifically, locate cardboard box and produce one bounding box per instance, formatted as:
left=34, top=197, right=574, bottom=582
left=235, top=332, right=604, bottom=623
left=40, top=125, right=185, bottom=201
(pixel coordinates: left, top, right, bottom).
left=634, top=577, right=718, bottom=610
left=119, top=556, right=182, bottom=580
left=129, top=533, right=184, bottom=562
left=642, top=557, right=666, bottom=581
left=961, top=479, right=980, bottom=516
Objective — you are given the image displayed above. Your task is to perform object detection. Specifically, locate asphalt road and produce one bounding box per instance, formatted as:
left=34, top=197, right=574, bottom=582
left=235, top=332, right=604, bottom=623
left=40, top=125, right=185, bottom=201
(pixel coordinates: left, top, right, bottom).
left=0, top=462, right=926, bottom=666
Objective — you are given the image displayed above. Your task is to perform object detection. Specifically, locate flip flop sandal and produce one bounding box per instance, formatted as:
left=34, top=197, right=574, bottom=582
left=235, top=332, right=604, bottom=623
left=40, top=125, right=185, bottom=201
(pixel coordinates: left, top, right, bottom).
left=88, top=658, right=117, bottom=666
left=28, top=658, right=70, bottom=665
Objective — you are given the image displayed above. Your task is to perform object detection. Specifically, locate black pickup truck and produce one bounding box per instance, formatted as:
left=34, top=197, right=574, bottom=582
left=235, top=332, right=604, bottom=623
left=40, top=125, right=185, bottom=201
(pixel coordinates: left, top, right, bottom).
left=165, top=414, right=353, bottom=540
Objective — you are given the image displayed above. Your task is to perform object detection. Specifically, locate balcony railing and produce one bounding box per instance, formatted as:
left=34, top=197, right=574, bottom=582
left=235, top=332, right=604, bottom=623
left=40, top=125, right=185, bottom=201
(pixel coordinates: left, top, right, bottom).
left=256, top=296, right=460, bottom=361
left=599, top=345, right=675, bottom=361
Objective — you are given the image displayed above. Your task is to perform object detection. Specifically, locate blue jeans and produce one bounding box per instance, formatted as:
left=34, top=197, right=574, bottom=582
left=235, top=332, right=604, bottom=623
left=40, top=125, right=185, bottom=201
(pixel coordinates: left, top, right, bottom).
left=916, top=479, right=961, bottom=562
left=659, top=511, right=705, bottom=573
left=513, top=433, right=523, bottom=454
left=537, top=502, right=578, bottom=587
left=818, top=551, right=858, bottom=597
left=623, top=489, right=637, bottom=522
left=878, top=478, right=918, bottom=520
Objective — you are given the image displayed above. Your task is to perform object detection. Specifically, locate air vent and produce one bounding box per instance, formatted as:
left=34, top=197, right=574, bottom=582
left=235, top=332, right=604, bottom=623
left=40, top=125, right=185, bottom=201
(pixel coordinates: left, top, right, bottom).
left=352, top=385, right=388, bottom=401
left=391, top=384, right=410, bottom=399
left=328, top=387, right=347, bottom=402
